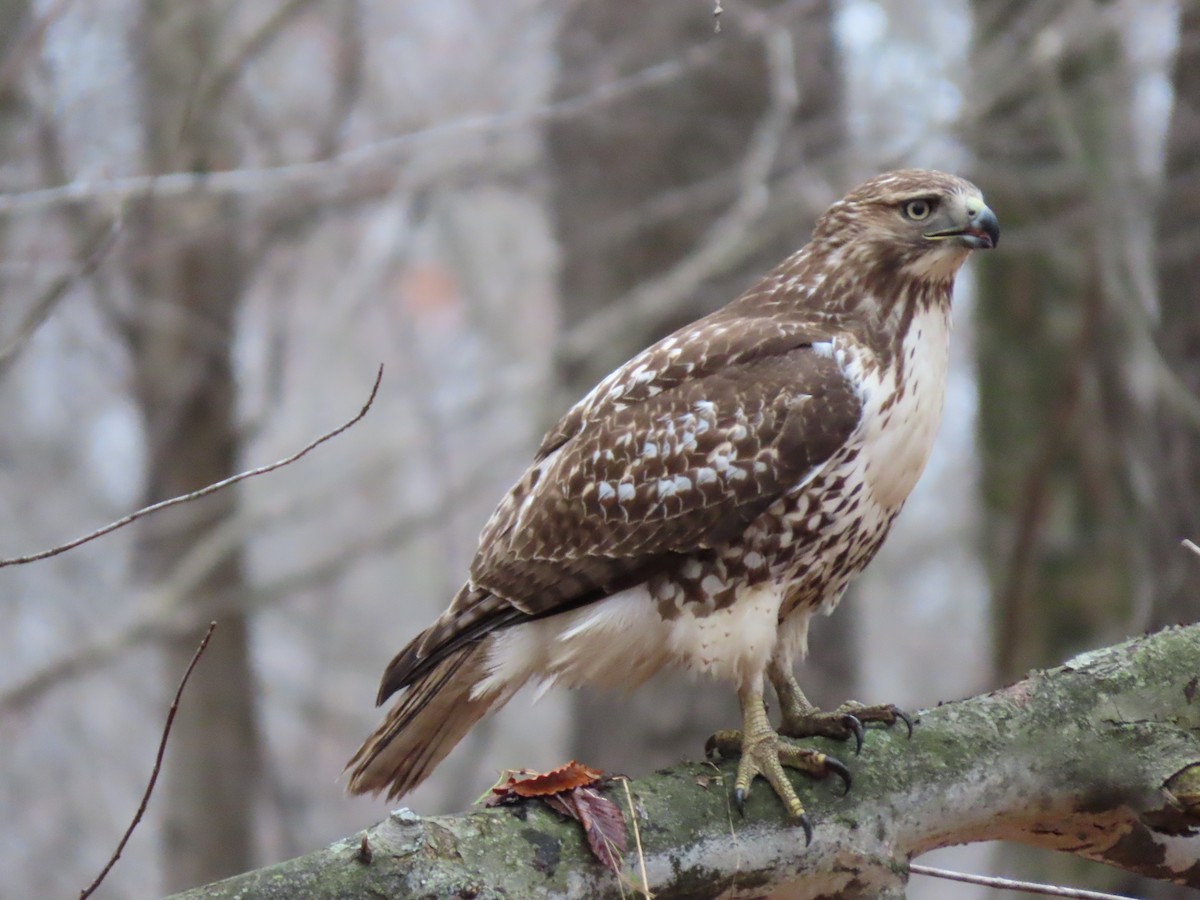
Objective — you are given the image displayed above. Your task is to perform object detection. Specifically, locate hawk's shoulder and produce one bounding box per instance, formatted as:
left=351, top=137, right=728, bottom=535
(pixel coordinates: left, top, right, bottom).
left=537, top=310, right=833, bottom=462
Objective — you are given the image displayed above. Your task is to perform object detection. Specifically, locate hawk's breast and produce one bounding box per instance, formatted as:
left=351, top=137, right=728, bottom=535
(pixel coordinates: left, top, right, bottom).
left=472, top=304, right=955, bottom=692
left=768, top=300, right=952, bottom=622
left=851, top=302, right=951, bottom=512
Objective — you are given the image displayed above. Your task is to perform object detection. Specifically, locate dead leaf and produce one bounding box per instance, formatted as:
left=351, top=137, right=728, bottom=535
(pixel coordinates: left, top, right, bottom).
left=479, top=761, right=627, bottom=874
left=485, top=760, right=604, bottom=801
left=545, top=786, right=627, bottom=874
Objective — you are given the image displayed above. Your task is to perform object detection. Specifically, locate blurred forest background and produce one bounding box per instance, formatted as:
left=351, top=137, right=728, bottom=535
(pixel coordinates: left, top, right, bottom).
left=0, top=0, right=1196, bottom=897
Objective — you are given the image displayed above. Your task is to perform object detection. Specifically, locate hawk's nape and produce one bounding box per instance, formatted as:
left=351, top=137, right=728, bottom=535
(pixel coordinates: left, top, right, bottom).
left=347, top=169, right=997, bottom=836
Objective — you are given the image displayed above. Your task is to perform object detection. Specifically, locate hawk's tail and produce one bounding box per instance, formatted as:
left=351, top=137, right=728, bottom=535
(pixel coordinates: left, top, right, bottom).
left=345, top=640, right=508, bottom=801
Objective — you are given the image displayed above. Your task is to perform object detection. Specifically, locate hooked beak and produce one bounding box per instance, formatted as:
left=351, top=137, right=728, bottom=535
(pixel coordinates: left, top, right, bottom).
left=925, top=197, right=999, bottom=250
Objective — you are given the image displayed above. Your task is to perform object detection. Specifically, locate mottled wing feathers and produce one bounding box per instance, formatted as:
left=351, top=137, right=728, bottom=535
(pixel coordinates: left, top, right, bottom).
left=473, top=347, right=860, bottom=601
left=376, top=320, right=862, bottom=701
left=534, top=313, right=823, bottom=461
left=492, top=313, right=835, bottom=575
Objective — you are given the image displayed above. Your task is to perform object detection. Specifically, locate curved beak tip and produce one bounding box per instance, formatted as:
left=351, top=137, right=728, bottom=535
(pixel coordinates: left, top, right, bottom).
left=972, top=207, right=1000, bottom=249
left=924, top=204, right=999, bottom=250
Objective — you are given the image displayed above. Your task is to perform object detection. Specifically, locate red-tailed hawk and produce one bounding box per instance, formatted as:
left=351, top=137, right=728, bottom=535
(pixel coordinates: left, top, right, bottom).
left=347, top=169, right=998, bottom=839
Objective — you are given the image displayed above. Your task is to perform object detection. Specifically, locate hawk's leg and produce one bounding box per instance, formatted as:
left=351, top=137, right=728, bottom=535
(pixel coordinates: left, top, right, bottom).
left=705, top=678, right=849, bottom=844
left=767, top=656, right=913, bottom=755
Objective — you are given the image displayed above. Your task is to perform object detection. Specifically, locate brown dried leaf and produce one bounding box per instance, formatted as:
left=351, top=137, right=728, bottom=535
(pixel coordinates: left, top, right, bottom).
left=481, top=768, right=536, bottom=806
left=485, top=760, right=604, bottom=803
left=513, top=760, right=604, bottom=797
left=478, top=762, right=627, bottom=874
left=545, top=786, right=627, bottom=874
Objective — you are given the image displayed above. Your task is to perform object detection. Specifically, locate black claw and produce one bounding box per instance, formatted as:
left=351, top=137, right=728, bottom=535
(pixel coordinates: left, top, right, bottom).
left=842, top=713, right=865, bottom=754
left=798, top=813, right=813, bottom=847
left=893, top=707, right=914, bottom=738
left=734, top=787, right=747, bottom=818
left=825, top=755, right=852, bottom=795
left=704, top=736, right=719, bottom=760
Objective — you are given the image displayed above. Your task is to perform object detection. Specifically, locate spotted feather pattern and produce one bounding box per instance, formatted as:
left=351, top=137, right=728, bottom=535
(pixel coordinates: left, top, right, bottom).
left=366, top=169, right=988, bottom=733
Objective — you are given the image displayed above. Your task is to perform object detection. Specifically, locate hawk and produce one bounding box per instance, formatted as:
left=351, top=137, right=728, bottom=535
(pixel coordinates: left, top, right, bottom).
left=347, top=169, right=998, bottom=838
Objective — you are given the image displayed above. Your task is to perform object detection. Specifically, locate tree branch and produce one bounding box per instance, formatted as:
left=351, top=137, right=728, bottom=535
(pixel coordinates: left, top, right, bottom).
left=80, top=622, right=217, bottom=899
left=170, top=625, right=1200, bottom=899
left=556, top=13, right=804, bottom=368
left=0, top=365, right=382, bottom=568
left=0, top=47, right=716, bottom=218
left=0, top=211, right=121, bottom=373
left=0, top=447, right=524, bottom=717
left=908, top=864, right=1137, bottom=899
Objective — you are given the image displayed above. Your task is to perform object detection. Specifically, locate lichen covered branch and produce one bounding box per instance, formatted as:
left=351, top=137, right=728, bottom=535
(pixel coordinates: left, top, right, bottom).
left=172, top=625, right=1200, bottom=899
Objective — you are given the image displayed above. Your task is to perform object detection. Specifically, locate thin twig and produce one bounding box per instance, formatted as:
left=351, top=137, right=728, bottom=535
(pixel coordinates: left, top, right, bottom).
left=0, top=438, right=529, bottom=718
left=557, top=14, right=801, bottom=366
left=0, top=48, right=713, bottom=217
left=0, top=0, right=79, bottom=98
left=707, top=759, right=745, bottom=888
left=619, top=777, right=651, bottom=900
left=0, top=211, right=122, bottom=372
left=909, top=863, right=1138, bottom=899
left=1031, top=6, right=1200, bottom=437
left=193, top=0, right=322, bottom=122
left=314, top=0, right=364, bottom=160
left=0, top=365, right=383, bottom=568
left=79, top=622, right=218, bottom=900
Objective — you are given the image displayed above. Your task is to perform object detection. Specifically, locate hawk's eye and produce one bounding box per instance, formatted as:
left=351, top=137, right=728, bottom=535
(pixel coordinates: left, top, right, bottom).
left=902, top=199, right=934, bottom=221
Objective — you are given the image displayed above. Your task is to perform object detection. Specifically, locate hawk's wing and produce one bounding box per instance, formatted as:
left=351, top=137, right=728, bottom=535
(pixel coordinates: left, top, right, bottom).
left=379, top=315, right=861, bottom=701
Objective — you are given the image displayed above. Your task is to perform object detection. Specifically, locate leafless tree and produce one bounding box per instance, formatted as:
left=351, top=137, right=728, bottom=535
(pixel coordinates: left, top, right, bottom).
left=969, top=1, right=1189, bottom=896
left=0, top=2, right=1195, bottom=897
left=123, top=4, right=261, bottom=889
left=1146, top=1, right=1200, bottom=630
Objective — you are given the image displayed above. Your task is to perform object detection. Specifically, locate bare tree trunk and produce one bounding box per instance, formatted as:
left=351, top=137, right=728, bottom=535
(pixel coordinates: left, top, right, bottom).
left=547, top=0, right=850, bottom=779
left=126, top=3, right=259, bottom=891
left=968, top=0, right=1141, bottom=682
left=0, top=0, right=32, bottom=328
left=968, top=3, right=1183, bottom=896
left=0, top=1, right=29, bottom=146
left=1147, top=2, right=1200, bottom=628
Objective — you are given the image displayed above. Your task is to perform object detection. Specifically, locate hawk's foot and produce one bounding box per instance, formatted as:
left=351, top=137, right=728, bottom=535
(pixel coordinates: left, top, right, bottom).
left=779, top=701, right=914, bottom=755
left=704, top=727, right=849, bottom=845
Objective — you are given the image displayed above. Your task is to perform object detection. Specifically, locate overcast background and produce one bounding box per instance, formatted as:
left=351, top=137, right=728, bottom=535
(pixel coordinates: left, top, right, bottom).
left=0, top=1, right=1195, bottom=897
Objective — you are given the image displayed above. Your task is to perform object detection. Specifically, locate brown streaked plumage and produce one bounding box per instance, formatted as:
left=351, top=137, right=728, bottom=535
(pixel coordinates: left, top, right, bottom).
left=347, top=169, right=998, bottom=833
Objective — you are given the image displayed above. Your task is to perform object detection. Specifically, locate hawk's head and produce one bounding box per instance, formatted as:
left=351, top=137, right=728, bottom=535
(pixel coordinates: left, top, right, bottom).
left=813, top=169, right=999, bottom=283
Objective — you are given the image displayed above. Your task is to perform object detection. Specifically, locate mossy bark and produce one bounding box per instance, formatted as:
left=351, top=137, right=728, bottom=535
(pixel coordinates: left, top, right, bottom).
left=171, top=625, right=1200, bottom=899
